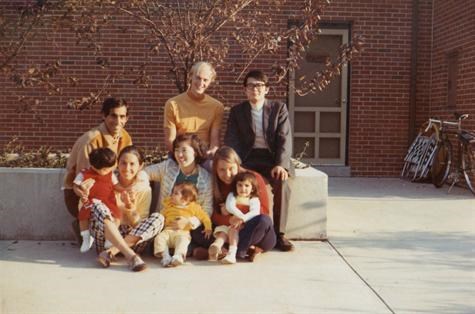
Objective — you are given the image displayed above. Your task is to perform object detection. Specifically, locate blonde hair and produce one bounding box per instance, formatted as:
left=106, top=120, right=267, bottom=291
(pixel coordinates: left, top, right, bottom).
left=212, top=146, right=242, bottom=203
left=189, top=61, right=217, bottom=82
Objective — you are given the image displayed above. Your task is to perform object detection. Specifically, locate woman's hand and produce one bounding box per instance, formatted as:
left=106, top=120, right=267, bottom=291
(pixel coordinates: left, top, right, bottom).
left=170, top=216, right=190, bottom=230
left=229, top=216, right=243, bottom=229
left=121, top=190, right=140, bottom=226
left=219, top=203, right=230, bottom=216
left=203, top=229, right=212, bottom=239
left=121, top=190, right=137, bottom=210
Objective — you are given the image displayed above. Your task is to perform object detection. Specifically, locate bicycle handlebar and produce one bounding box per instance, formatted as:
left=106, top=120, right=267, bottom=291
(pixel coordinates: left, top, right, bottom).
left=424, top=113, right=469, bottom=133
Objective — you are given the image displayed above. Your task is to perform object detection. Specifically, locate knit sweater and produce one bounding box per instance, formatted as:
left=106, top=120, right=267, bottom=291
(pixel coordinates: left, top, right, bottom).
left=144, top=159, right=213, bottom=215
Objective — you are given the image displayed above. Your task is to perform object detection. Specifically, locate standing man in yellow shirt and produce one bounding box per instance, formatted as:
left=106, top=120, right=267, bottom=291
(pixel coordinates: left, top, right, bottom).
left=164, top=61, right=224, bottom=158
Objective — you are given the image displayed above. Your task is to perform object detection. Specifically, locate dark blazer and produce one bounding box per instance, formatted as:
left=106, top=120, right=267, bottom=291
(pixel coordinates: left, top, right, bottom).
left=224, top=99, right=293, bottom=171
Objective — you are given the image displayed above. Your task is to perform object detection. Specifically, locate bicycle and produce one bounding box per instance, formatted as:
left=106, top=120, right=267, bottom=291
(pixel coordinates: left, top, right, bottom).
left=425, top=113, right=475, bottom=195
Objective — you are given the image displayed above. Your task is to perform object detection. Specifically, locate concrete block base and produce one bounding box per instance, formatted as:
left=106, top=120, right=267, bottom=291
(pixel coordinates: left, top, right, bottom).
left=0, top=168, right=73, bottom=240
left=287, top=167, right=328, bottom=240
left=0, top=167, right=327, bottom=240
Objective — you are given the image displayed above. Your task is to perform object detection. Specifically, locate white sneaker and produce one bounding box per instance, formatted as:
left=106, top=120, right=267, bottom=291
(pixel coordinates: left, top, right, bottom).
left=80, top=235, right=94, bottom=253
left=170, top=255, right=184, bottom=267
left=161, top=255, right=172, bottom=267
left=220, top=253, right=236, bottom=264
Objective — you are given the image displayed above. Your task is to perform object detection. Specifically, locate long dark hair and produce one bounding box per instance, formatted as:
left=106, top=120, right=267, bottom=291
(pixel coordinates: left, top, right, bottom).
left=171, top=133, right=207, bottom=165
left=232, top=171, right=259, bottom=198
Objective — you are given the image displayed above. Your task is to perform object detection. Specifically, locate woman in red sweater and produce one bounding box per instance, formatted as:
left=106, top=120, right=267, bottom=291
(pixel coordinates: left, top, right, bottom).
left=211, top=146, right=276, bottom=262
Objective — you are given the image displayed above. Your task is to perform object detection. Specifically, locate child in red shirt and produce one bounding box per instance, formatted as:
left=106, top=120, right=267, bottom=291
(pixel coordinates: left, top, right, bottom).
left=73, top=147, right=122, bottom=253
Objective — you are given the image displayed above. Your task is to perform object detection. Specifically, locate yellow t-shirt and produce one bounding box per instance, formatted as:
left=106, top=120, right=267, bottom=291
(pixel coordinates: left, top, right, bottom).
left=161, top=197, right=212, bottom=231
left=164, top=91, right=224, bottom=146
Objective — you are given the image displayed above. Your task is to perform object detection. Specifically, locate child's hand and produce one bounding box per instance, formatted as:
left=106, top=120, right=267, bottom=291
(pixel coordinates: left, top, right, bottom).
left=75, top=178, right=95, bottom=200
left=203, top=229, right=212, bottom=239
left=170, top=216, right=189, bottom=230
left=81, top=178, right=95, bottom=192
left=219, top=203, right=229, bottom=216
left=229, top=216, right=243, bottom=229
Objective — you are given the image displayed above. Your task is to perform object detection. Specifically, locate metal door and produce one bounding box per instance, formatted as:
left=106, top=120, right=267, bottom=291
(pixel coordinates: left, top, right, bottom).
left=289, top=28, right=349, bottom=165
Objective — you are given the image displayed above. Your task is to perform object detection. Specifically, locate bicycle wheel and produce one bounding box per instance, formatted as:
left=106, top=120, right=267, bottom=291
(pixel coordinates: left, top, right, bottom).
left=461, top=142, right=475, bottom=195
left=431, top=138, right=452, bottom=187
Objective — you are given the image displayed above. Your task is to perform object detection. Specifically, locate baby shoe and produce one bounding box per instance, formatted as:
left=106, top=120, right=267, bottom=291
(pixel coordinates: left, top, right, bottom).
left=80, top=234, right=94, bottom=253
left=170, top=254, right=184, bottom=267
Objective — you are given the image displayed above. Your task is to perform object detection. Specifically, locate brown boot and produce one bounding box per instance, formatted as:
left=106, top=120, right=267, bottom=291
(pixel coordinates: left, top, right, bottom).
left=276, top=234, right=294, bottom=252
left=247, top=246, right=264, bottom=262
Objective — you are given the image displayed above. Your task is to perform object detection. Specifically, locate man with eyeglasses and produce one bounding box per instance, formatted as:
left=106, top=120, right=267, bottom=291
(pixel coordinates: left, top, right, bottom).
left=224, top=70, right=294, bottom=252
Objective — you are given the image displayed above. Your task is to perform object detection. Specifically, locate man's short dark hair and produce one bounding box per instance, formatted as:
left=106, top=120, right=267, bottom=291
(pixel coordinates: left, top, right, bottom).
left=243, top=70, right=269, bottom=87
left=89, top=147, right=117, bottom=169
left=101, top=97, right=128, bottom=116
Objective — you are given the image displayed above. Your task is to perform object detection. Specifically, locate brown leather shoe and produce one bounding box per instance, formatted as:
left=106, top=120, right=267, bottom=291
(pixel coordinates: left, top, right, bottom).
left=192, top=247, right=209, bottom=260
left=97, top=250, right=113, bottom=268
left=247, top=246, right=264, bottom=262
left=276, top=234, right=294, bottom=252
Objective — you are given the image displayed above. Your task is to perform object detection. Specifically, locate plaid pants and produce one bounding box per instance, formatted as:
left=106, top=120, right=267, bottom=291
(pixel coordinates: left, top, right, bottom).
left=90, top=201, right=164, bottom=254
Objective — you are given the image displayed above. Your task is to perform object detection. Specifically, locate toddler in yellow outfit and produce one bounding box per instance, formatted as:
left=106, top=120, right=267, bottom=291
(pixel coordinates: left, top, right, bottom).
left=154, top=182, right=212, bottom=267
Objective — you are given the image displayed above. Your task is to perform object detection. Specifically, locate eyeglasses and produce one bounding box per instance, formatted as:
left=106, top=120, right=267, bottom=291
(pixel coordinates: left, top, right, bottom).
left=245, top=82, right=267, bottom=90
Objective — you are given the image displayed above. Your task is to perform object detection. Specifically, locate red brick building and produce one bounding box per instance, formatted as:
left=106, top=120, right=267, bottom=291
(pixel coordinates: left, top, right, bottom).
left=1, top=0, right=474, bottom=177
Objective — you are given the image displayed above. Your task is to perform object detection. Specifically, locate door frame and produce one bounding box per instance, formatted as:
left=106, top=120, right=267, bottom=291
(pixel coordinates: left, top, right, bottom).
left=288, top=27, right=349, bottom=166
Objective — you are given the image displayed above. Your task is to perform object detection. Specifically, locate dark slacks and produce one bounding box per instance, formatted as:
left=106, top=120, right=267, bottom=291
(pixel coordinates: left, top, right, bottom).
left=189, top=215, right=276, bottom=258
left=64, top=188, right=81, bottom=241
left=64, top=188, right=79, bottom=217
left=237, top=215, right=276, bottom=258
left=243, top=149, right=291, bottom=235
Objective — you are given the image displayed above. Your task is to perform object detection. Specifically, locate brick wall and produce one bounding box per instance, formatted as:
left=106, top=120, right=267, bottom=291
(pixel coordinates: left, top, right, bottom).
left=323, top=0, right=414, bottom=176
left=1, top=1, right=473, bottom=177
left=416, top=0, right=475, bottom=128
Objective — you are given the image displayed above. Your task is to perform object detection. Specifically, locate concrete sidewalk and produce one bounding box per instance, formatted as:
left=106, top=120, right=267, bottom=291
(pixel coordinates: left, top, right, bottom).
left=1, top=177, right=474, bottom=313
left=327, top=178, right=475, bottom=314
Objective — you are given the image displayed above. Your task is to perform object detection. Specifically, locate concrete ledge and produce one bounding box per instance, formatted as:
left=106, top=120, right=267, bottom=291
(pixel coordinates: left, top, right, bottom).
left=0, top=168, right=72, bottom=240
left=0, top=167, right=327, bottom=240
left=287, top=167, right=328, bottom=240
